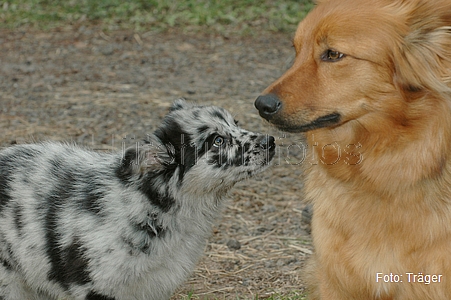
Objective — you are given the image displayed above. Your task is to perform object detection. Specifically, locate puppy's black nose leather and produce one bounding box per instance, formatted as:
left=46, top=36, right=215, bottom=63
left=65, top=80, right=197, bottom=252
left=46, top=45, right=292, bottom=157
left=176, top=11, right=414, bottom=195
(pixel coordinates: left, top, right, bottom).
left=254, top=94, right=281, bottom=121
left=257, top=135, right=276, bottom=150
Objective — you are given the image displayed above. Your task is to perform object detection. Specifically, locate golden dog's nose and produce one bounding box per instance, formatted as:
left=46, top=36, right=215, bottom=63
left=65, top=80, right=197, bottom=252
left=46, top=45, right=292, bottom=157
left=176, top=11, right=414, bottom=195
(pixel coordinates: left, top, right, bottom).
left=254, top=94, right=281, bottom=121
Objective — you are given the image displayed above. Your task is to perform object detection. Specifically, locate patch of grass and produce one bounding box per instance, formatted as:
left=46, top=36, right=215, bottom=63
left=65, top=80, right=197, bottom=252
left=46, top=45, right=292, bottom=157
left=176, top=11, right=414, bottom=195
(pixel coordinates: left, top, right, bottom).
left=0, top=0, right=314, bottom=33
left=178, top=290, right=308, bottom=300
left=257, top=290, right=308, bottom=300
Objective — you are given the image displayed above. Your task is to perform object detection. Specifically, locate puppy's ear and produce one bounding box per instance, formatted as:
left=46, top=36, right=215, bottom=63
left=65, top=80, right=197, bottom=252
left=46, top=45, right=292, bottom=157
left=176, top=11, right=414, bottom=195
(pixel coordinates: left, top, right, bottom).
left=170, top=98, right=191, bottom=111
left=117, top=138, right=175, bottom=179
left=392, top=1, right=451, bottom=94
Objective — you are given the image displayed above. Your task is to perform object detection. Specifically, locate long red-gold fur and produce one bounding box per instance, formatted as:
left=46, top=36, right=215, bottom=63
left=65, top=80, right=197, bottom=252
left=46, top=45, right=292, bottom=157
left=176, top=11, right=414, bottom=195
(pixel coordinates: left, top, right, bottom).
left=262, top=0, right=451, bottom=299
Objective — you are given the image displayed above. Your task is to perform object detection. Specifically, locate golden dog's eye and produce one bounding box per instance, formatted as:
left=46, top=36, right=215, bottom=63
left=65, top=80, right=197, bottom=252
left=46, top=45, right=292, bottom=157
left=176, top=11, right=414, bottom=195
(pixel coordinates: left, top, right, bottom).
left=322, top=49, right=345, bottom=62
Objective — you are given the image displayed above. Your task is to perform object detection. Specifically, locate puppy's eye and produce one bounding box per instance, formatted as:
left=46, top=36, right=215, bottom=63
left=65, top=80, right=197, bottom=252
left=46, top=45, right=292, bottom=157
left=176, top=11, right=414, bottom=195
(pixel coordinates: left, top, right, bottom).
left=322, top=49, right=345, bottom=62
left=213, top=136, right=225, bottom=147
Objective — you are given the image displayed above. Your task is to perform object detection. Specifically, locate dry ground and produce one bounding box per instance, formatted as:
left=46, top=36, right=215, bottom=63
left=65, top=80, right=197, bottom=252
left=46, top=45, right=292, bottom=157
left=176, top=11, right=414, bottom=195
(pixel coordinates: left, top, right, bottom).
left=0, top=27, right=312, bottom=299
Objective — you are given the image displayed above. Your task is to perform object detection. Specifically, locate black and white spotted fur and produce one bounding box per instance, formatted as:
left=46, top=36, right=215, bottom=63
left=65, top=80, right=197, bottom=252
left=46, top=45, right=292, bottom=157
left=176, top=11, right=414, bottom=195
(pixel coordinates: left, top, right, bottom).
left=0, top=99, right=275, bottom=300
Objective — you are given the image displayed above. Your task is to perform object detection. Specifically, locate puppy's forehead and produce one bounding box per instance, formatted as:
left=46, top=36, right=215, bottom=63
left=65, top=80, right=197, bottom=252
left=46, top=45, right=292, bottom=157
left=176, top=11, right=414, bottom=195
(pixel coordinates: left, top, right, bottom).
left=200, top=106, right=235, bottom=124
left=171, top=105, right=241, bottom=141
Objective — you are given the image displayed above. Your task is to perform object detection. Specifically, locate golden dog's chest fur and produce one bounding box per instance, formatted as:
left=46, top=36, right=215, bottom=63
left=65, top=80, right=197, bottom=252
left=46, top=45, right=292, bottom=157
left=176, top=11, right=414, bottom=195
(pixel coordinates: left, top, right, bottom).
left=306, top=127, right=451, bottom=299
left=256, top=0, right=451, bottom=298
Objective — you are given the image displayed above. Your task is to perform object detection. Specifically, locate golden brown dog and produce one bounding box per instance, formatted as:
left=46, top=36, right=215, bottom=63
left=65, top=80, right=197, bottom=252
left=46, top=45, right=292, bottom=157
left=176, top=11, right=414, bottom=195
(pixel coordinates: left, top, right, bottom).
left=255, top=0, right=451, bottom=299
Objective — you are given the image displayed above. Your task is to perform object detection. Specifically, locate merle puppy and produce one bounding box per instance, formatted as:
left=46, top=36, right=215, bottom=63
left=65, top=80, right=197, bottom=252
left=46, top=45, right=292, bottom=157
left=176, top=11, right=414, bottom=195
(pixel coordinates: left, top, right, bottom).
left=0, top=99, right=275, bottom=300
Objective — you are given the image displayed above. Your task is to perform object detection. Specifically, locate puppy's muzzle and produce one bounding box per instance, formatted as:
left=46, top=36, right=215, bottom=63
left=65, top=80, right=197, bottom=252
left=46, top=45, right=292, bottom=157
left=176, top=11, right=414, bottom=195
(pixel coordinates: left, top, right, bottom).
left=257, top=135, right=275, bottom=151
left=256, top=135, right=276, bottom=162
left=254, top=94, right=281, bottom=121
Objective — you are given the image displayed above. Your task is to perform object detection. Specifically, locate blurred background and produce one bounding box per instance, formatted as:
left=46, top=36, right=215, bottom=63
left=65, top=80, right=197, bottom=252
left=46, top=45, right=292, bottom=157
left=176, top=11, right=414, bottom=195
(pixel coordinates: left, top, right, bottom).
left=0, top=1, right=314, bottom=299
left=1, top=0, right=313, bottom=33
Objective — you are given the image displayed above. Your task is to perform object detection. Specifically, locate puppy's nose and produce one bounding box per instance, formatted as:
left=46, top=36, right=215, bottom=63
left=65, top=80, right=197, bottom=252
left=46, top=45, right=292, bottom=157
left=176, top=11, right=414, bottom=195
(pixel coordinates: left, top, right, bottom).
left=254, top=94, right=281, bottom=121
left=258, top=135, right=276, bottom=150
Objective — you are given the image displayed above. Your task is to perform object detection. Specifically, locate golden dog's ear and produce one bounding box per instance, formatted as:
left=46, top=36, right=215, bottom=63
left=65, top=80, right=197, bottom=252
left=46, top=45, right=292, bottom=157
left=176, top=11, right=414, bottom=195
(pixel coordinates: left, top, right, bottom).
left=392, top=0, right=451, bottom=94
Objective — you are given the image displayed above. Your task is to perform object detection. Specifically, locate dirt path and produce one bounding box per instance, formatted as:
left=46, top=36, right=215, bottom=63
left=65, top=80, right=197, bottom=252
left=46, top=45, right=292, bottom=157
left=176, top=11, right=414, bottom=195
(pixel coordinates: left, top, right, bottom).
left=0, top=27, right=311, bottom=299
